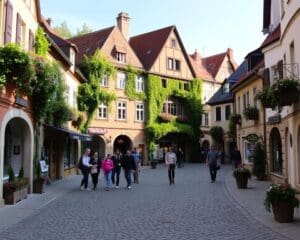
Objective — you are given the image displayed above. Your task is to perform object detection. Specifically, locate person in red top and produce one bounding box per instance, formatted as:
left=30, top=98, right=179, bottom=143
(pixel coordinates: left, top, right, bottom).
left=101, top=154, right=114, bottom=191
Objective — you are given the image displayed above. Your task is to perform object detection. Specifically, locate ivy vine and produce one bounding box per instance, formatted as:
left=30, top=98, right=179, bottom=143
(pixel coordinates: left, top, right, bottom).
left=35, top=27, right=50, bottom=57
left=125, top=66, right=146, bottom=100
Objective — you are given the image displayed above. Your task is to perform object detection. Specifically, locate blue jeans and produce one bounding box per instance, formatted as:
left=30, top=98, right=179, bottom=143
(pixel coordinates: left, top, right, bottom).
left=124, top=169, right=132, bottom=187
left=104, top=171, right=112, bottom=188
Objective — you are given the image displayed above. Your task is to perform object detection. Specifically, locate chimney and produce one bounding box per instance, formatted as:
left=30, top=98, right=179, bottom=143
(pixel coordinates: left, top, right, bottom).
left=227, top=48, right=233, bottom=60
left=117, top=12, right=130, bottom=40
left=46, top=18, right=52, bottom=26
left=191, top=49, right=202, bottom=63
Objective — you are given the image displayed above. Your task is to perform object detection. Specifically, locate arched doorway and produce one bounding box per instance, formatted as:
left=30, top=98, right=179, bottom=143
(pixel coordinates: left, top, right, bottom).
left=270, top=127, right=283, bottom=174
left=3, top=117, right=32, bottom=181
left=90, top=135, right=105, bottom=160
left=113, top=135, right=132, bottom=155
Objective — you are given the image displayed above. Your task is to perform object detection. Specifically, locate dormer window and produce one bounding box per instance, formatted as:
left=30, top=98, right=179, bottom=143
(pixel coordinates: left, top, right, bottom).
left=223, top=83, right=230, bottom=94
left=116, top=52, right=126, bottom=63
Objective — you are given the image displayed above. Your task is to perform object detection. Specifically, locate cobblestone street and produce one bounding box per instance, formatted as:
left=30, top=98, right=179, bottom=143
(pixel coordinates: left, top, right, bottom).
left=0, top=164, right=293, bottom=240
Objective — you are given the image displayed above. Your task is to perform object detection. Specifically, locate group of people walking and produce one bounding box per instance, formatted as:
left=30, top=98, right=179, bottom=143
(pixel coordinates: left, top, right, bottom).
left=78, top=148, right=141, bottom=191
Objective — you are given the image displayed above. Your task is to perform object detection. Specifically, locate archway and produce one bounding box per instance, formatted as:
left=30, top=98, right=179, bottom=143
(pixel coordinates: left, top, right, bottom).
left=90, top=135, right=106, bottom=160
left=3, top=117, right=32, bottom=180
left=113, top=135, right=132, bottom=155
left=270, top=127, right=283, bottom=174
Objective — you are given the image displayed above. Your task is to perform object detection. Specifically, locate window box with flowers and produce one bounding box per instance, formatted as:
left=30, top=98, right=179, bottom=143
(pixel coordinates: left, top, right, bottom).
left=230, top=113, right=242, bottom=125
left=243, top=105, right=259, bottom=120
left=3, top=167, right=28, bottom=205
left=255, top=86, right=277, bottom=109
left=264, top=183, right=299, bottom=223
left=272, top=78, right=299, bottom=107
left=233, top=166, right=251, bottom=189
left=158, top=113, right=175, bottom=123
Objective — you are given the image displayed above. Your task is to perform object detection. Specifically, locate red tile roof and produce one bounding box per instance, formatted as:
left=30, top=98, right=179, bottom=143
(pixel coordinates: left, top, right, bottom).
left=201, top=52, right=227, bottom=78
left=188, top=55, right=213, bottom=81
left=261, top=24, right=281, bottom=48
left=129, top=26, right=174, bottom=70
left=68, top=26, right=115, bottom=64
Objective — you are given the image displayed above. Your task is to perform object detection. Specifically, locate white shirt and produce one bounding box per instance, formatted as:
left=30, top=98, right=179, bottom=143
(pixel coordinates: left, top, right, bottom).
left=165, top=152, right=177, bottom=165
left=82, top=155, right=90, bottom=167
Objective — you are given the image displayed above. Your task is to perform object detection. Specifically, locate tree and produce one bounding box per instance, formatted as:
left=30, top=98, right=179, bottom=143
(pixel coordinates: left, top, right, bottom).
left=76, top=23, right=93, bottom=36
left=209, top=126, right=224, bottom=148
left=52, top=21, right=72, bottom=38
left=252, top=142, right=267, bottom=180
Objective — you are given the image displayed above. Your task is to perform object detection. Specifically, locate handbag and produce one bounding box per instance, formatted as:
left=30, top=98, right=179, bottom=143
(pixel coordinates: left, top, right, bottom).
left=90, top=167, right=98, bottom=174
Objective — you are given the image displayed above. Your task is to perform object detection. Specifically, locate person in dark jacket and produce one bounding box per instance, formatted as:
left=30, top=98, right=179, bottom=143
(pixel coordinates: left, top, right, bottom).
left=89, top=152, right=101, bottom=190
left=111, top=150, right=123, bottom=188
left=79, top=148, right=92, bottom=191
left=231, top=146, right=242, bottom=169
left=122, top=150, right=136, bottom=189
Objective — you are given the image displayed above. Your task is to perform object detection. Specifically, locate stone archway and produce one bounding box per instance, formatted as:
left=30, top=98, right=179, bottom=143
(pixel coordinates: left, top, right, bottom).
left=270, top=127, right=283, bottom=174
left=113, top=135, right=133, bottom=155
left=90, top=135, right=106, bottom=160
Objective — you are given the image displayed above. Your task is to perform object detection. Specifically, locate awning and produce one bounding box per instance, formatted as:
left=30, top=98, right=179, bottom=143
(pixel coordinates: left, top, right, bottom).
left=44, top=124, right=92, bottom=141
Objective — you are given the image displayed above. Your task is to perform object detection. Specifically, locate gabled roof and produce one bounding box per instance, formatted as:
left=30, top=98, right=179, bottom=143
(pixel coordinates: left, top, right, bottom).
left=68, top=26, right=115, bottom=64
left=261, top=24, right=281, bottom=49
left=129, top=26, right=174, bottom=70
left=188, top=55, right=213, bottom=81
left=207, top=61, right=248, bottom=105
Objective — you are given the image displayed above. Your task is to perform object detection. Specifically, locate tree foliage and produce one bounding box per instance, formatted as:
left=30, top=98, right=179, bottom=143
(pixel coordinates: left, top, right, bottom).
left=209, top=126, right=224, bottom=146
left=52, top=20, right=72, bottom=38
left=75, top=23, right=93, bottom=36
left=35, top=27, right=49, bottom=57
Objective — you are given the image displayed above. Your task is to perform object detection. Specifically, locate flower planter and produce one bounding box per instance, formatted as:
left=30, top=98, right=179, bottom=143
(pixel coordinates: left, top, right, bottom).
left=150, top=161, right=157, bottom=169
left=33, top=179, right=45, bottom=194
left=236, top=176, right=249, bottom=189
left=4, top=186, right=28, bottom=205
left=278, top=89, right=299, bottom=107
left=272, top=201, right=294, bottom=223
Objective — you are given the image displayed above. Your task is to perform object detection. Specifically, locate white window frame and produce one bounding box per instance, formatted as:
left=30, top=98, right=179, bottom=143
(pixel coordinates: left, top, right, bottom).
left=98, top=102, right=108, bottom=119
left=136, top=102, right=144, bottom=122
left=117, top=71, right=126, bottom=89
left=116, top=52, right=126, bottom=63
left=100, top=74, right=109, bottom=87
left=244, top=141, right=255, bottom=164
left=117, top=101, right=127, bottom=120
left=135, top=76, right=144, bottom=92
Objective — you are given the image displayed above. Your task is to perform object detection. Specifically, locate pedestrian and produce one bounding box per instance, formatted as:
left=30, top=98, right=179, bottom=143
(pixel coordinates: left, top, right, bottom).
left=176, top=148, right=184, bottom=168
left=206, top=145, right=219, bottom=183
left=102, top=154, right=114, bottom=191
left=132, top=147, right=141, bottom=184
left=79, top=148, right=92, bottom=191
left=111, top=150, right=123, bottom=188
left=89, top=152, right=101, bottom=190
left=122, top=150, right=136, bottom=189
left=231, top=145, right=242, bottom=169
left=165, top=147, right=177, bottom=185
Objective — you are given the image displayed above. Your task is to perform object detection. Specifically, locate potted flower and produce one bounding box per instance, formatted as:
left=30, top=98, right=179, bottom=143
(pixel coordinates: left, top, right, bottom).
left=264, top=183, right=299, bottom=223
left=243, top=105, right=259, bottom=120
left=230, top=113, right=242, bottom=125
left=158, top=113, right=174, bottom=122
left=255, top=87, right=278, bottom=109
left=233, top=166, right=251, bottom=189
left=33, top=162, right=45, bottom=194
left=252, top=142, right=267, bottom=180
left=272, top=78, right=299, bottom=107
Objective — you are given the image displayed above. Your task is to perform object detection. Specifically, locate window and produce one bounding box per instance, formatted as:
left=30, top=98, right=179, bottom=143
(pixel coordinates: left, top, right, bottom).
left=117, top=101, right=126, bottom=120
left=168, top=58, right=173, bottom=69
left=246, top=91, right=250, bottom=105
left=116, top=52, right=126, bottom=63
left=271, top=65, right=279, bottom=81
left=244, top=141, right=255, bottom=163
left=98, top=103, right=108, bottom=119
left=216, top=107, right=221, bottom=121
left=174, top=60, right=180, bottom=70
left=171, top=39, right=177, bottom=48
left=135, top=76, right=144, bottom=92
left=184, top=83, right=189, bottom=91
left=225, top=105, right=231, bottom=120
left=117, top=72, right=126, bottom=89
left=237, top=96, right=241, bottom=114
left=28, top=29, right=34, bottom=51
left=253, top=88, right=257, bottom=107
left=162, top=98, right=184, bottom=116
left=204, top=113, right=209, bottom=126
left=243, top=94, right=246, bottom=110
left=223, top=83, right=230, bottom=94
left=290, top=41, right=295, bottom=76
left=162, top=78, right=167, bottom=88
left=136, top=103, right=144, bottom=121
left=167, top=58, right=180, bottom=71
left=100, top=74, right=108, bottom=87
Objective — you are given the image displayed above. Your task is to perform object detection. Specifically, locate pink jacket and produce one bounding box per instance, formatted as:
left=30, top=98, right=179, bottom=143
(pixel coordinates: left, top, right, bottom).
left=102, top=159, right=114, bottom=173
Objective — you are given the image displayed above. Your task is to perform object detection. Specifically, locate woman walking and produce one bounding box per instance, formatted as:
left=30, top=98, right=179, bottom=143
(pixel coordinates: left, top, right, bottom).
left=102, top=154, right=114, bottom=191
left=90, top=152, right=101, bottom=190
left=165, top=147, right=177, bottom=185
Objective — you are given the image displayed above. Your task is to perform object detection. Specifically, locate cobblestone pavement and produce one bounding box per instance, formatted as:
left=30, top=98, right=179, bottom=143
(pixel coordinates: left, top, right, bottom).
left=0, top=164, right=292, bottom=240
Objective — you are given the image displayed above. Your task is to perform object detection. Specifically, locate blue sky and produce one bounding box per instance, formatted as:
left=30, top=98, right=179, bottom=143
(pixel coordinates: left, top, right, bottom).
left=40, top=0, right=265, bottom=64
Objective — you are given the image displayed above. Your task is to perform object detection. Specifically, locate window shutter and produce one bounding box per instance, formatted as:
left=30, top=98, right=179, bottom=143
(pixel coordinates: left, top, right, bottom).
left=16, top=13, right=22, bottom=44
left=4, top=0, right=13, bottom=44
left=277, top=60, right=284, bottom=79
left=263, top=68, right=270, bottom=86
left=29, top=29, right=34, bottom=51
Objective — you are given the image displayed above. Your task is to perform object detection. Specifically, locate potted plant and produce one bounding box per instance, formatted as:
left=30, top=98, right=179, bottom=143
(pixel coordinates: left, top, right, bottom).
left=272, top=78, right=299, bottom=107
left=230, top=113, right=242, bottom=125
left=233, top=166, right=251, bottom=189
left=243, top=105, right=259, bottom=120
left=33, top=162, right=45, bottom=194
left=255, top=87, right=278, bottom=109
left=158, top=113, right=174, bottom=122
left=252, top=142, right=267, bottom=180
left=264, top=183, right=299, bottom=223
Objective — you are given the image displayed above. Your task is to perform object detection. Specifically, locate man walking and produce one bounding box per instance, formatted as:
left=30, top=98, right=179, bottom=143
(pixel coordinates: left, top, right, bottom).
left=122, top=150, right=136, bottom=189
left=165, top=147, right=177, bottom=185
left=206, top=146, right=219, bottom=183
left=111, top=150, right=123, bottom=188
left=231, top=145, right=242, bottom=169
left=79, top=148, right=92, bottom=190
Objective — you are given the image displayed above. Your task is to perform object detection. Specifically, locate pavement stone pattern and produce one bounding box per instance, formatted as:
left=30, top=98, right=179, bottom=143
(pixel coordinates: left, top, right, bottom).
left=0, top=164, right=294, bottom=240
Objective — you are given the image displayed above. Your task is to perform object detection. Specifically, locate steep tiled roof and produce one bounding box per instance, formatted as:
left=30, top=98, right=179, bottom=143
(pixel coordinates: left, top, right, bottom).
left=129, top=26, right=174, bottom=70
left=201, top=52, right=227, bottom=78
left=188, top=56, right=213, bottom=81
left=207, top=61, right=248, bottom=105
left=68, top=26, right=115, bottom=64
left=261, top=24, right=281, bottom=48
